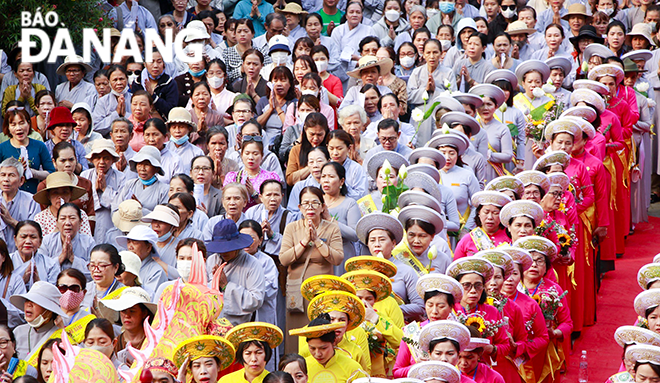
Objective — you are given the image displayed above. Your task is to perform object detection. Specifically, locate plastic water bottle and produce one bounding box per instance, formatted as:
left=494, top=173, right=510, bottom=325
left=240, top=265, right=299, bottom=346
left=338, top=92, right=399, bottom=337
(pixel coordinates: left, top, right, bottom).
left=579, top=350, right=588, bottom=383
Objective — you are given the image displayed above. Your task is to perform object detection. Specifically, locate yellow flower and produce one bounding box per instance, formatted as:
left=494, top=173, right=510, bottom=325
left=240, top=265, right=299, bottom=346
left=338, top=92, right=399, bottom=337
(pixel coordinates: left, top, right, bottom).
left=558, top=233, right=571, bottom=246
left=532, top=294, right=542, bottom=304
left=465, top=316, right=486, bottom=334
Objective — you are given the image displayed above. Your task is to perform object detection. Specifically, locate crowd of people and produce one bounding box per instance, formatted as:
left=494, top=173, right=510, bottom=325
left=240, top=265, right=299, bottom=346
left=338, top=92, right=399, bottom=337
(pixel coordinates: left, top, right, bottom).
left=2, top=0, right=660, bottom=381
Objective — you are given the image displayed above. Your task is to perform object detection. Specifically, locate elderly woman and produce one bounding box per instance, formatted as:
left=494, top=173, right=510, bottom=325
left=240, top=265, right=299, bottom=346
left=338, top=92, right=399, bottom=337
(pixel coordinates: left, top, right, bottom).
left=83, top=244, right=125, bottom=310
left=187, top=82, right=225, bottom=143
left=11, top=281, right=67, bottom=359
left=32, top=172, right=92, bottom=236
left=206, top=126, right=240, bottom=190
left=428, top=132, right=481, bottom=235
left=340, top=57, right=394, bottom=111
left=338, top=105, right=371, bottom=162
left=92, top=65, right=132, bottom=137
left=43, top=107, right=88, bottom=173
left=515, top=235, right=573, bottom=382
left=165, top=108, right=204, bottom=175
left=37, top=203, right=95, bottom=279
left=469, top=84, right=513, bottom=182
left=392, top=274, right=464, bottom=377
left=114, top=146, right=169, bottom=216
left=202, top=183, right=249, bottom=240
left=454, top=192, right=512, bottom=259
left=10, top=221, right=58, bottom=291
left=408, top=39, right=456, bottom=110
left=115, top=226, right=168, bottom=298
left=54, top=56, right=97, bottom=109
left=279, top=186, right=343, bottom=353
left=1, top=60, right=46, bottom=116
left=142, top=204, right=182, bottom=271
left=287, top=147, right=328, bottom=213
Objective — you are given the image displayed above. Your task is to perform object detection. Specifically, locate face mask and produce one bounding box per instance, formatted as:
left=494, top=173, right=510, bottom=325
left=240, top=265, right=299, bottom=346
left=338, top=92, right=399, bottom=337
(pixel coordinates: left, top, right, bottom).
left=400, top=56, right=416, bottom=68
left=385, top=9, right=400, bottom=22
left=208, top=76, right=224, bottom=89
left=86, top=344, right=114, bottom=358
left=128, top=73, right=139, bottom=85
left=59, top=290, right=85, bottom=311
left=28, top=314, right=47, bottom=328
left=271, top=51, right=289, bottom=65
left=314, top=60, right=329, bottom=72
left=111, top=86, right=129, bottom=97
left=158, top=230, right=173, bottom=242
left=298, top=112, right=310, bottom=124
left=189, top=68, right=207, bottom=77
left=439, top=1, right=455, bottom=14
left=599, top=7, right=614, bottom=15
left=171, top=135, right=190, bottom=145
left=140, top=175, right=158, bottom=186
left=177, top=260, right=192, bottom=280
left=502, top=9, right=516, bottom=18
left=427, top=8, right=440, bottom=18
left=301, top=89, right=319, bottom=97
left=648, top=21, right=657, bottom=33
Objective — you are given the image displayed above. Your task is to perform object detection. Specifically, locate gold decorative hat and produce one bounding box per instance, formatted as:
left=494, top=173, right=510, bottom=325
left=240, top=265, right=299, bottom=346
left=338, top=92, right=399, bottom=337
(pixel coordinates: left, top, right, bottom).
left=446, top=258, right=495, bottom=283
left=544, top=119, right=580, bottom=142
left=485, top=176, right=525, bottom=198
left=408, top=361, right=461, bottom=383
left=345, top=255, right=398, bottom=278
left=562, top=115, right=596, bottom=139
left=588, top=64, right=625, bottom=84
left=172, top=335, right=235, bottom=370
left=570, top=88, right=606, bottom=113
left=516, top=170, right=551, bottom=194
left=301, top=275, right=356, bottom=302
left=415, top=274, right=464, bottom=302
left=635, top=289, right=660, bottom=318
left=499, top=200, right=544, bottom=228
left=625, top=344, right=660, bottom=366
left=560, top=106, right=597, bottom=124
left=548, top=172, right=570, bottom=191
left=470, top=191, right=512, bottom=209
left=475, top=249, right=515, bottom=281
left=342, top=270, right=393, bottom=302
left=498, top=245, right=534, bottom=271
left=533, top=151, right=571, bottom=171
left=418, top=320, right=471, bottom=353
left=513, top=235, right=559, bottom=263
left=289, top=322, right=345, bottom=338
left=615, top=325, right=660, bottom=348
left=225, top=322, right=283, bottom=349
left=307, top=291, right=366, bottom=331
left=638, top=263, right=660, bottom=290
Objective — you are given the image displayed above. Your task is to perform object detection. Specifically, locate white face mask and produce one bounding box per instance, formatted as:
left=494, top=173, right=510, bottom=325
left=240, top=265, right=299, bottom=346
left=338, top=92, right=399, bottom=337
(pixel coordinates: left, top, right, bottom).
left=28, top=314, right=47, bottom=328
left=271, top=51, right=289, bottom=65
left=301, top=89, right=319, bottom=97
left=400, top=56, right=416, bottom=68
left=501, top=9, right=516, bottom=18
left=208, top=76, right=224, bottom=89
left=427, top=8, right=440, bottom=18
left=128, top=73, right=139, bottom=85
left=86, top=344, right=114, bottom=358
left=298, top=111, right=310, bottom=124
left=599, top=7, right=614, bottom=15
left=385, top=9, right=401, bottom=22
left=314, top=59, right=329, bottom=72
left=111, top=86, right=129, bottom=97
left=177, top=260, right=192, bottom=281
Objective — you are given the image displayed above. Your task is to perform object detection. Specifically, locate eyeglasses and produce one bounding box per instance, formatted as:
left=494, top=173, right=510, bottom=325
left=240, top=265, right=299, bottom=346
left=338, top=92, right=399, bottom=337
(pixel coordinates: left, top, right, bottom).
left=531, top=257, right=546, bottom=265
left=549, top=191, right=563, bottom=198
left=243, top=135, right=263, bottom=142
left=88, top=262, right=113, bottom=272
left=379, top=136, right=398, bottom=144
left=400, top=51, right=416, bottom=58
left=57, top=284, right=82, bottom=294
left=0, top=339, right=10, bottom=349
left=192, top=166, right=213, bottom=172
left=66, top=68, right=82, bottom=74
left=523, top=190, right=541, bottom=198
left=233, top=109, right=252, bottom=115
left=461, top=282, right=484, bottom=292
left=300, top=201, right=322, bottom=209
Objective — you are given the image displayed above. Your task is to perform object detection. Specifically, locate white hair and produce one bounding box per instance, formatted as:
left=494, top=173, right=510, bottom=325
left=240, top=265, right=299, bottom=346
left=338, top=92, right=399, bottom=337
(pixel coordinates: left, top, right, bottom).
left=338, top=105, right=368, bottom=127
left=0, top=158, right=23, bottom=178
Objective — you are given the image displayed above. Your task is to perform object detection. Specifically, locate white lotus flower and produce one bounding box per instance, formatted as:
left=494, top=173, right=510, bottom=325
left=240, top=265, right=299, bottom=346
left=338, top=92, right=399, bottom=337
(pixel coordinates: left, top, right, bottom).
left=581, top=61, right=589, bottom=72
left=444, top=78, right=452, bottom=89
left=499, top=104, right=507, bottom=113
left=399, top=164, right=408, bottom=180
left=636, top=82, right=650, bottom=92
left=542, top=83, right=556, bottom=94
left=441, top=123, right=451, bottom=134
left=412, top=108, right=424, bottom=122
left=427, top=245, right=438, bottom=261
left=423, top=91, right=430, bottom=101
left=382, top=159, right=393, bottom=176
left=532, top=87, right=545, bottom=98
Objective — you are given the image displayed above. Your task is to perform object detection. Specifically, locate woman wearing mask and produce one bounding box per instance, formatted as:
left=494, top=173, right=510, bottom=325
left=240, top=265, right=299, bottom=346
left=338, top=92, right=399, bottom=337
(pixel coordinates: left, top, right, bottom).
left=310, top=46, right=342, bottom=108
left=83, top=318, right=120, bottom=368
left=165, top=108, right=204, bottom=175
left=114, top=145, right=169, bottom=216
left=92, top=65, right=132, bottom=137
left=174, top=55, right=208, bottom=108
left=11, top=281, right=67, bottom=360
left=56, top=268, right=91, bottom=325
left=207, top=59, right=236, bottom=125
left=231, top=49, right=269, bottom=104
left=395, top=42, right=419, bottom=83
left=190, top=155, right=224, bottom=217
left=38, top=203, right=95, bottom=279
left=10, top=221, right=57, bottom=290
left=152, top=238, right=208, bottom=303
left=373, top=0, right=411, bottom=48
left=84, top=244, right=125, bottom=312
left=141, top=204, right=182, bottom=271
left=286, top=113, right=329, bottom=186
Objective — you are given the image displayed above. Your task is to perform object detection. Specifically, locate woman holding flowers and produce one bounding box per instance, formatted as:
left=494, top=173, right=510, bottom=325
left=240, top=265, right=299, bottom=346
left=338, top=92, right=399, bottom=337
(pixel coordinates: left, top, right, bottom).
left=514, top=235, right=573, bottom=383
left=454, top=192, right=513, bottom=259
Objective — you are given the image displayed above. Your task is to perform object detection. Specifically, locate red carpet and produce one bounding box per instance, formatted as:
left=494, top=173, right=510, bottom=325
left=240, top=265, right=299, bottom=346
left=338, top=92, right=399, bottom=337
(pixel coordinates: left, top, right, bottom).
left=562, top=217, right=660, bottom=382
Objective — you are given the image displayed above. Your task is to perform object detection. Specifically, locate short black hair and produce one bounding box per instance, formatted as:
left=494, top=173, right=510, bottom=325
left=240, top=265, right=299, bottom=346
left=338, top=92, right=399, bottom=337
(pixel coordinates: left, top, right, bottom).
left=377, top=118, right=400, bottom=133
left=429, top=338, right=461, bottom=354
left=236, top=340, right=272, bottom=365
left=424, top=290, right=455, bottom=306
left=359, top=36, right=381, bottom=53
left=307, top=313, right=336, bottom=343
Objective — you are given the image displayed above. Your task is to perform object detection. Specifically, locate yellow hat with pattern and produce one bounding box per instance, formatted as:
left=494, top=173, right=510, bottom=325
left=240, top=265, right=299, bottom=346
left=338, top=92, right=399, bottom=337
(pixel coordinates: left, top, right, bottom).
left=301, top=275, right=356, bottom=302
left=289, top=322, right=345, bottom=338
left=345, top=255, right=398, bottom=278
left=307, top=291, right=366, bottom=331
left=342, top=270, right=393, bottom=302
left=225, top=322, right=283, bottom=349
left=172, top=335, right=235, bottom=369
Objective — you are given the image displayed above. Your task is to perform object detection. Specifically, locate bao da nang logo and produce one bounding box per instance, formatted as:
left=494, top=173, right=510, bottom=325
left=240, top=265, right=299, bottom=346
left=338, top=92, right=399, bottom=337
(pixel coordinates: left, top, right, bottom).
left=19, top=9, right=202, bottom=64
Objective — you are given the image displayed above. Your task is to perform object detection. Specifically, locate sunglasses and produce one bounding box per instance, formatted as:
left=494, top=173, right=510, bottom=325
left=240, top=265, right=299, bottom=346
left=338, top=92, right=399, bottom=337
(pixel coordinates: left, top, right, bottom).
left=57, top=284, right=82, bottom=294
left=127, top=70, right=141, bottom=76
left=243, top=135, right=263, bottom=143
left=502, top=4, right=516, bottom=10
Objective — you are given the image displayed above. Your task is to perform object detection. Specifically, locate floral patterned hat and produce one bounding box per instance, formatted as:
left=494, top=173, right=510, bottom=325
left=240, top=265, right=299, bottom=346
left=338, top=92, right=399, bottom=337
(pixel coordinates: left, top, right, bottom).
left=570, top=88, right=606, bottom=113
left=615, top=325, right=660, bottom=348
left=499, top=200, right=544, bottom=228
left=516, top=170, right=551, bottom=194
left=634, top=290, right=660, bottom=318
left=548, top=172, right=570, bottom=192
left=561, top=115, right=596, bottom=139
left=475, top=249, right=515, bottom=281
left=533, top=151, right=571, bottom=171
left=625, top=344, right=660, bottom=366
left=638, top=263, right=660, bottom=290
left=342, top=270, right=393, bottom=302
left=408, top=361, right=461, bottom=383
left=588, top=64, right=625, bottom=84
left=225, top=322, right=283, bottom=349
left=356, top=213, right=404, bottom=246
left=415, top=274, right=464, bottom=302
left=499, top=245, right=534, bottom=271
left=486, top=176, right=525, bottom=198
left=301, top=275, right=356, bottom=302
left=513, top=235, right=559, bottom=263
left=289, top=322, right=345, bottom=338
left=172, top=335, right=235, bottom=369
left=307, top=291, right=366, bottom=331
left=573, top=79, right=610, bottom=95
left=446, top=258, right=495, bottom=283
left=560, top=106, right=597, bottom=123
left=471, top=191, right=512, bottom=209
left=418, top=320, right=471, bottom=353
left=544, top=119, right=580, bottom=141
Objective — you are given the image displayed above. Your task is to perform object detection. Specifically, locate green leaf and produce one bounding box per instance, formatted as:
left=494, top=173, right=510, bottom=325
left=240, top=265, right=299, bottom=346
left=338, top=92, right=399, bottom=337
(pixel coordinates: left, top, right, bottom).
left=507, top=123, right=518, bottom=137
left=422, top=101, right=442, bottom=121
left=529, top=104, right=549, bottom=120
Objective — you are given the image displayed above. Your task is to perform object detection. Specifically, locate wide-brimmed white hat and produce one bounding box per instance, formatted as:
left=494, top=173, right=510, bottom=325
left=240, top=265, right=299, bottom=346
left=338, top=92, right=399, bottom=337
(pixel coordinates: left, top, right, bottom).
left=142, top=205, right=180, bottom=227
left=484, top=69, right=518, bottom=89
left=398, top=190, right=442, bottom=213
left=119, top=251, right=142, bottom=285
left=398, top=205, right=445, bottom=235
left=348, top=56, right=393, bottom=78
left=184, top=20, right=210, bottom=43
left=100, top=287, right=158, bottom=323
left=409, top=148, right=446, bottom=169
left=86, top=139, right=120, bottom=161
left=56, top=55, right=93, bottom=76
left=10, top=281, right=67, bottom=318
left=626, top=23, right=656, bottom=47
left=403, top=172, right=443, bottom=204
left=583, top=43, right=615, bottom=63
left=545, top=56, right=573, bottom=76
left=366, top=151, right=409, bottom=180
left=427, top=131, right=469, bottom=156
left=439, top=112, right=480, bottom=137
left=407, top=163, right=441, bottom=183
left=116, top=225, right=159, bottom=253
left=588, top=64, right=625, bottom=85
left=356, top=212, right=404, bottom=245
left=129, top=146, right=165, bottom=176
left=622, top=49, right=654, bottom=63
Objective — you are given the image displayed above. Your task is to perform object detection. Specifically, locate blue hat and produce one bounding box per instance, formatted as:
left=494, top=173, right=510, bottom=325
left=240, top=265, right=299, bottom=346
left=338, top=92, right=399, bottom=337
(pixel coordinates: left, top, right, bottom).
left=205, top=219, right=253, bottom=254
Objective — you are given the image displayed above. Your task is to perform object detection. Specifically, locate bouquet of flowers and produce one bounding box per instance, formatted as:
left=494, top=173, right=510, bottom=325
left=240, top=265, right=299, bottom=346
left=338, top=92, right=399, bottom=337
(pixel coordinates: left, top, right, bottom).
left=486, top=291, right=508, bottom=313
left=531, top=286, right=568, bottom=322
left=362, top=322, right=395, bottom=356
left=524, top=97, right=564, bottom=145
left=455, top=312, right=507, bottom=338
left=380, top=160, right=409, bottom=214
left=535, top=219, right=578, bottom=258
